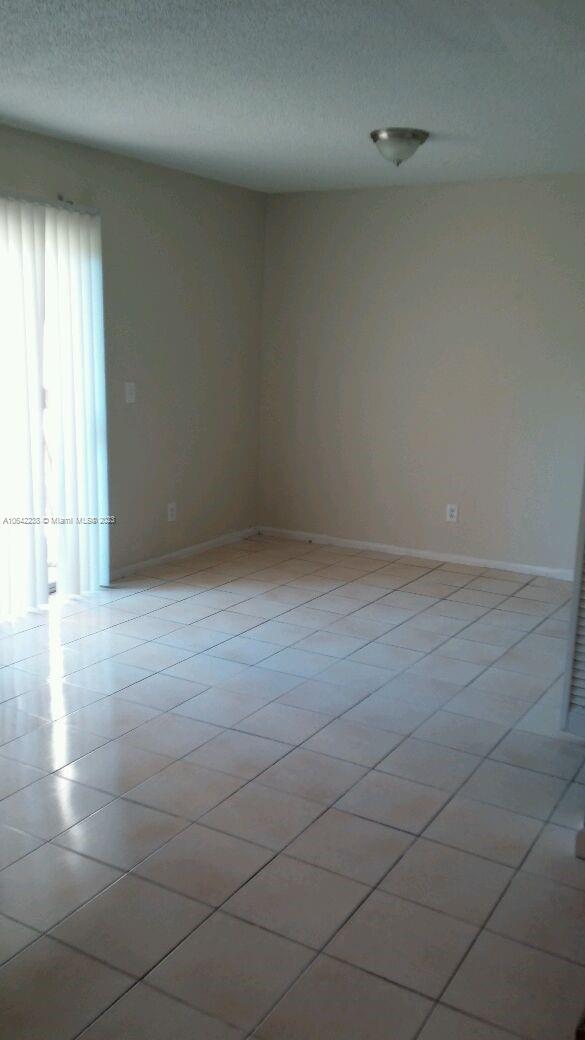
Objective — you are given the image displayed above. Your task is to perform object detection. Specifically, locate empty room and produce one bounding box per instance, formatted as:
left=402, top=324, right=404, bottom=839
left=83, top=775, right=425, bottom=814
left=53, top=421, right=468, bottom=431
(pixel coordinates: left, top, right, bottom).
left=1, top=2, right=585, bottom=1038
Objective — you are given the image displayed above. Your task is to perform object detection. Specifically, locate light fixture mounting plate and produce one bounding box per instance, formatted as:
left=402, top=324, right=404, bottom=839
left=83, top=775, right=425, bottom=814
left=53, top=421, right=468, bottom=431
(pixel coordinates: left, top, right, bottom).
left=370, top=127, right=429, bottom=146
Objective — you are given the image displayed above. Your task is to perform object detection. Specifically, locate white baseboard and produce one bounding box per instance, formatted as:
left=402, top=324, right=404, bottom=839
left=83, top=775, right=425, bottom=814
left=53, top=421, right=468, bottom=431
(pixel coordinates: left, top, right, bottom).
left=109, top=522, right=574, bottom=583
left=258, top=526, right=574, bottom=581
left=109, top=527, right=258, bottom=581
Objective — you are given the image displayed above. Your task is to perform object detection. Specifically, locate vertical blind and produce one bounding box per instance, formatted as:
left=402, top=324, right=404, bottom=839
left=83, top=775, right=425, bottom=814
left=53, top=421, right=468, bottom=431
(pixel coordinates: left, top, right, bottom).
left=0, top=196, right=109, bottom=619
left=0, top=198, right=48, bottom=617
left=44, top=206, right=110, bottom=596
left=563, top=462, right=585, bottom=736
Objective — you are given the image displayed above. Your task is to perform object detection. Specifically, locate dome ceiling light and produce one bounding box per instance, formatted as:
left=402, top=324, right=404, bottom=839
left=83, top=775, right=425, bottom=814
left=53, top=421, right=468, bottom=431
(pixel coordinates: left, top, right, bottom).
left=370, top=127, right=429, bottom=167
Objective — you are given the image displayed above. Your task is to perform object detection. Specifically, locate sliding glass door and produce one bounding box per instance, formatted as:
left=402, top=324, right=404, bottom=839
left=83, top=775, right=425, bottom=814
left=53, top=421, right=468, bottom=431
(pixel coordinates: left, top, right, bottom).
left=0, top=195, right=109, bottom=619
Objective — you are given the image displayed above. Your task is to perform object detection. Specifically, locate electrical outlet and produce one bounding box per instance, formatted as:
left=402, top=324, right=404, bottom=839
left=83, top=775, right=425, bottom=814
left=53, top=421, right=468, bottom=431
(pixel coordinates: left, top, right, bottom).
left=167, top=502, right=177, bottom=522
left=446, top=504, right=459, bottom=523
left=124, top=381, right=136, bottom=404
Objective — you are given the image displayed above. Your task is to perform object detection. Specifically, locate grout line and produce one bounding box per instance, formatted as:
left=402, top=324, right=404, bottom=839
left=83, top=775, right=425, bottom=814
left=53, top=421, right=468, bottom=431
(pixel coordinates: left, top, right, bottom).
left=0, top=538, right=580, bottom=1039
left=408, top=708, right=585, bottom=1038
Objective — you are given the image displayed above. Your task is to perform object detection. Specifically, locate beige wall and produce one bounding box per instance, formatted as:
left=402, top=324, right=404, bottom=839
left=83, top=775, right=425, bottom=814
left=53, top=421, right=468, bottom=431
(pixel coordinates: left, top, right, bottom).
left=2, top=122, right=583, bottom=575
left=0, top=123, right=265, bottom=571
left=260, top=176, right=585, bottom=573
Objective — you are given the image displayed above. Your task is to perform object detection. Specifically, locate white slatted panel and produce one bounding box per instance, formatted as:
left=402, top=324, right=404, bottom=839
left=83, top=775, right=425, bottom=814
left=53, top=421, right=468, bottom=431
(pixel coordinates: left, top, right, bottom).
left=562, top=463, right=585, bottom=736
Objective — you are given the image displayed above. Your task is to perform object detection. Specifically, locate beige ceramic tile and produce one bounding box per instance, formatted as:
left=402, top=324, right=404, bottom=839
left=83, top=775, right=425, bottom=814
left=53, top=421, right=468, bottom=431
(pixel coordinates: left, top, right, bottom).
left=377, top=738, right=480, bottom=792
left=125, top=760, right=243, bottom=819
left=327, top=889, right=476, bottom=998
left=51, top=874, right=208, bottom=975
left=379, top=671, right=462, bottom=708
left=418, top=1005, right=517, bottom=1039
left=112, top=616, right=186, bottom=641
left=0, top=666, right=40, bottom=702
left=55, top=797, right=189, bottom=869
left=489, top=729, right=585, bottom=779
left=459, top=760, right=567, bottom=820
left=200, top=782, right=322, bottom=850
left=115, top=672, right=207, bottom=710
left=0, top=756, right=45, bottom=799
left=154, top=626, right=231, bottom=651
left=0, top=823, right=43, bottom=869
left=488, top=871, right=585, bottom=963
left=425, top=796, right=542, bottom=866
left=469, top=666, right=550, bottom=699
left=380, top=837, right=513, bottom=924
left=522, top=823, right=585, bottom=890
left=163, top=654, right=247, bottom=686
left=258, top=749, right=366, bottom=804
left=242, top=620, right=313, bottom=646
left=324, top=615, right=395, bottom=640
left=404, top=653, right=486, bottom=685
left=438, top=637, right=504, bottom=665
left=257, top=647, right=332, bottom=678
left=344, top=692, right=435, bottom=735
left=65, top=659, right=151, bottom=695
left=287, top=808, right=412, bottom=884
left=235, top=703, right=331, bottom=744
left=186, top=729, right=291, bottom=778
left=121, top=713, right=222, bottom=757
left=0, top=937, right=131, bottom=1040
left=458, top=621, right=523, bottom=648
left=0, top=913, right=38, bottom=964
left=113, top=642, right=196, bottom=673
left=481, top=609, right=540, bottom=632
left=256, top=955, right=431, bottom=1040
left=135, top=822, right=272, bottom=904
left=0, top=842, right=120, bottom=929
left=496, top=645, right=563, bottom=681
left=337, top=770, right=448, bottom=833
left=194, top=611, right=266, bottom=635
left=2, top=543, right=581, bottom=1040
left=218, top=666, right=305, bottom=699
left=0, top=703, right=46, bottom=744
left=404, top=613, right=469, bottom=636
left=317, top=658, right=395, bottom=694
left=58, top=740, right=173, bottom=794
left=0, top=774, right=112, bottom=839
left=444, top=931, right=585, bottom=1040
left=377, top=624, right=448, bottom=652
left=445, top=688, right=533, bottom=727
left=206, top=636, right=278, bottom=665
left=65, top=696, right=160, bottom=738
left=293, top=631, right=367, bottom=658
left=303, top=718, right=403, bottom=766
left=11, top=681, right=110, bottom=721
left=172, top=688, right=266, bottom=726
left=225, top=854, right=368, bottom=947
left=551, top=782, right=585, bottom=829
left=0, top=720, right=108, bottom=770
left=279, top=677, right=366, bottom=714
left=349, top=642, right=424, bottom=671
left=146, top=911, right=313, bottom=1031
left=80, top=984, right=243, bottom=1039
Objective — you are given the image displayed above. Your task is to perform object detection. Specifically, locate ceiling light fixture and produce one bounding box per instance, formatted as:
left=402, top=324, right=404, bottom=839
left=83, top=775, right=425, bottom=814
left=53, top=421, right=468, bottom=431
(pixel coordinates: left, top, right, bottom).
left=370, top=127, right=429, bottom=167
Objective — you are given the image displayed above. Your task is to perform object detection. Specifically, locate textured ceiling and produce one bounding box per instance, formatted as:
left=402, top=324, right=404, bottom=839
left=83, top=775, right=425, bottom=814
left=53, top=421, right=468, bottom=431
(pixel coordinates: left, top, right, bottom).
left=1, top=0, right=584, bottom=192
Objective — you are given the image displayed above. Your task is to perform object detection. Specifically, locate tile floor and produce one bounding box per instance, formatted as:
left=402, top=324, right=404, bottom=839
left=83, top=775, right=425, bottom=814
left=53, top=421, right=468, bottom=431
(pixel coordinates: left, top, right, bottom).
left=0, top=535, right=583, bottom=1039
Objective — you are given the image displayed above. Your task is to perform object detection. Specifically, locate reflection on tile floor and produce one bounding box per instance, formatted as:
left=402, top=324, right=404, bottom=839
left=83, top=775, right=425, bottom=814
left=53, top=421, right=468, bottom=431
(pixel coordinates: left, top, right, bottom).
left=0, top=535, right=583, bottom=1039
